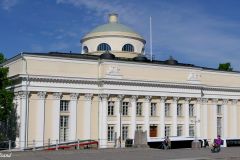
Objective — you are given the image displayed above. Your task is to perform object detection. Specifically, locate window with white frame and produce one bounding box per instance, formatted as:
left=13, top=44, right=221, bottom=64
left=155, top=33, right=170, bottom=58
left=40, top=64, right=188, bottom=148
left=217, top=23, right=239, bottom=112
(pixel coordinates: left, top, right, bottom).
left=60, top=116, right=69, bottom=142
left=97, top=43, right=111, bottom=51
left=108, top=101, right=115, bottom=116
left=165, top=103, right=170, bottom=117
left=136, top=102, right=142, bottom=116
left=60, top=100, right=69, bottom=112
left=177, top=125, right=183, bottom=136
left=122, top=102, right=129, bottom=116
left=177, top=104, right=182, bottom=116
left=217, top=105, right=222, bottom=115
left=189, top=104, right=194, bottom=117
left=151, top=103, right=157, bottom=116
left=107, top=125, right=115, bottom=142
left=122, top=125, right=129, bottom=141
left=136, top=124, right=143, bottom=131
left=165, top=125, right=171, bottom=137
left=189, top=125, right=195, bottom=137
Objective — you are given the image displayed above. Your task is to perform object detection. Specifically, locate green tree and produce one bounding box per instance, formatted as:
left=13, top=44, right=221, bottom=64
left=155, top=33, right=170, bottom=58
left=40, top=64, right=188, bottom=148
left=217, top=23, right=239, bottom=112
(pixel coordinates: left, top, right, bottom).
left=0, top=53, right=16, bottom=147
left=218, top=62, right=233, bottom=71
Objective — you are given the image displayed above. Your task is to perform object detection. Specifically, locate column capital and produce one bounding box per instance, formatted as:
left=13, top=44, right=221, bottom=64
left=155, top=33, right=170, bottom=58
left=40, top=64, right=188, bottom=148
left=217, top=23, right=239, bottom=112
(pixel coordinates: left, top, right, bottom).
left=160, top=97, right=167, bottom=103
left=232, top=99, right=238, bottom=105
left=145, top=96, right=152, bottom=102
left=173, top=97, right=179, bottom=103
left=197, top=98, right=202, bottom=103
left=130, top=95, right=138, bottom=102
left=84, top=93, right=93, bottom=101
left=37, top=91, right=47, bottom=99
left=99, top=94, right=109, bottom=101
left=222, top=99, right=228, bottom=105
left=70, top=93, right=79, bottom=100
left=18, top=91, right=29, bottom=99
left=202, top=98, right=208, bottom=104
left=212, top=98, right=218, bottom=104
left=116, top=94, right=124, bottom=101
left=53, top=92, right=62, bottom=100
left=185, top=97, right=191, bottom=103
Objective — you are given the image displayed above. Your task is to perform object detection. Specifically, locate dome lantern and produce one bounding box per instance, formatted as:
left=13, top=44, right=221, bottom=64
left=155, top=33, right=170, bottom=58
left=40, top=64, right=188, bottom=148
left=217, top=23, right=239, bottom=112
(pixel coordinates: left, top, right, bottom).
left=108, top=13, right=118, bottom=23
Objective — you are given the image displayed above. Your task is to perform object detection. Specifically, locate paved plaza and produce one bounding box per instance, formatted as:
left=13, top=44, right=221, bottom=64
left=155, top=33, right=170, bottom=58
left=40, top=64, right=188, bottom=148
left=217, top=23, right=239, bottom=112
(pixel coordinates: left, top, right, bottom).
left=3, top=147, right=240, bottom=160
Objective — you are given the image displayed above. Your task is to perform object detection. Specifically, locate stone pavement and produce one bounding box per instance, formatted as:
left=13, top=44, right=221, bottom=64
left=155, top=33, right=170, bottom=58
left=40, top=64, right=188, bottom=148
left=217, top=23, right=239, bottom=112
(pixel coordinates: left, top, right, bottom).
left=3, top=147, right=240, bottom=160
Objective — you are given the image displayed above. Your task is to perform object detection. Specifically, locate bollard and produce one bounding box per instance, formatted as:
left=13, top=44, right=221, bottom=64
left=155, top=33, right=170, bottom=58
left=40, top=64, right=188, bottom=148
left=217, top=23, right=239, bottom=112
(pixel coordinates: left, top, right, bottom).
left=33, top=140, right=36, bottom=151
left=77, top=139, right=80, bottom=150
left=8, top=140, right=11, bottom=151
left=56, top=140, right=58, bottom=151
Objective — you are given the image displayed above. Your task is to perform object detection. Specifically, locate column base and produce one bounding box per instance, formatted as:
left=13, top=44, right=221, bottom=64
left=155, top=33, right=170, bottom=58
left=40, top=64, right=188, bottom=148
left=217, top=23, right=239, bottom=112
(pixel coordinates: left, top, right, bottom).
left=191, top=140, right=201, bottom=148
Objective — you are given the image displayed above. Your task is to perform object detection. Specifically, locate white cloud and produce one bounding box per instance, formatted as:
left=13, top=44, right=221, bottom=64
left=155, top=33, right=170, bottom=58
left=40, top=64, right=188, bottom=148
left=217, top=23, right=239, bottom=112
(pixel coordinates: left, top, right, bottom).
left=1, top=0, right=18, bottom=10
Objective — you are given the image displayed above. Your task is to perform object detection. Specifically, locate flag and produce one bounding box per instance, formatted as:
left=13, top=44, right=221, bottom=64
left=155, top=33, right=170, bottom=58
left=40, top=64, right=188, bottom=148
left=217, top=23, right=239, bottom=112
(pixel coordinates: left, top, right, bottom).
left=201, top=88, right=204, bottom=97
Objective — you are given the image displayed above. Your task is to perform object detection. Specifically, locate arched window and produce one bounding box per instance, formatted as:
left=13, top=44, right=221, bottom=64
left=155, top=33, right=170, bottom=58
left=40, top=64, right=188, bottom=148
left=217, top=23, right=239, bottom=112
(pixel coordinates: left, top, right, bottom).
left=83, top=46, right=88, bottom=53
left=122, top=44, right=134, bottom=52
left=97, top=43, right=111, bottom=51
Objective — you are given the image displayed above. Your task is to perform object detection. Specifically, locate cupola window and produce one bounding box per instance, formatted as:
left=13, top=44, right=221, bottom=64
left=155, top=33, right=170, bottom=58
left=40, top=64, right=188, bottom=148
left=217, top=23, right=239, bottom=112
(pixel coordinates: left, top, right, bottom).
left=122, top=44, right=134, bottom=52
left=83, top=46, right=88, bottom=53
left=97, top=43, right=111, bottom=51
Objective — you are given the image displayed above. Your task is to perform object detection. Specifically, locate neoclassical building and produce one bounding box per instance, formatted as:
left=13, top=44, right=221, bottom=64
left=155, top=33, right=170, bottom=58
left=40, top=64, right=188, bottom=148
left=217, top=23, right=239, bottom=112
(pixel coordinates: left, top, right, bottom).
left=3, top=13, right=240, bottom=149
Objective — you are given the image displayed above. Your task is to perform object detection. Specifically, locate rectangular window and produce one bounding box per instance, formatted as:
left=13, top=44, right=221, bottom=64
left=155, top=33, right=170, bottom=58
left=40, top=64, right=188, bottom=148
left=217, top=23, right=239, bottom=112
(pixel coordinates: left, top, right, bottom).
left=151, top=103, right=157, bottom=116
left=136, top=102, right=142, bottom=116
left=165, top=125, right=171, bottom=137
left=177, top=125, right=183, bottom=136
left=177, top=104, right=182, bottom=116
left=108, top=101, right=115, bottom=116
left=189, top=104, right=194, bottom=117
left=60, top=100, right=69, bottom=112
left=217, top=105, right=222, bottom=115
left=165, top=103, right=170, bottom=117
left=122, top=125, right=129, bottom=141
left=217, top=117, right=222, bottom=136
left=107, top=125, right=115, bottom=142
left=122, top=102, right=129, bottom=116
left=189, top=125, right=195, bottom=137
left=136, top=124, right=143, bottom=131
left=60, top=116, right=69, bottom=142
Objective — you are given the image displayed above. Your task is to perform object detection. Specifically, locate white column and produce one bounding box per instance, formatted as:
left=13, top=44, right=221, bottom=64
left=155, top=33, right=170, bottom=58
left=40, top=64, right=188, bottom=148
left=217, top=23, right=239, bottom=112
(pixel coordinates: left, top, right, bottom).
left=18, top=91, right=28, bottom=150
left=144, top=96, right=151, bottom=138
left=159, top=97, right=166, bottom=138
left=130, top=96, right=137, bottom=139
left=99, top=94, right=108, bottom=148
left=36, top=91, right=46, bottom=147
left=196, top=98, right=201, bottom=138
left=172, top=97, right=178, bottom=136
left=69, top=93, right=79, bottom=141
left=115, top=95, right=123, bottom=147
left=232, top=100, right=238, bottom=137
left=201, top=98, right=208, bottom=138
left=14, top=93, right=21, bottom=148
left=83, top=93, right=92, bottom=140
left=222, top=99, right=228, bottom=138
left=52, top=92, right=62, bottom=142
left=184, top=98, right=190, bottom=137
left=212, top=99, right=218, bottom=138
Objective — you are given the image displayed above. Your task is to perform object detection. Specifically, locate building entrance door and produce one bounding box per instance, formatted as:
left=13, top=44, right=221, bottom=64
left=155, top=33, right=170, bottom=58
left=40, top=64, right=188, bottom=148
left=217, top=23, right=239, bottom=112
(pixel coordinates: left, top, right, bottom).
left=150, top=125, right=157, bottom=137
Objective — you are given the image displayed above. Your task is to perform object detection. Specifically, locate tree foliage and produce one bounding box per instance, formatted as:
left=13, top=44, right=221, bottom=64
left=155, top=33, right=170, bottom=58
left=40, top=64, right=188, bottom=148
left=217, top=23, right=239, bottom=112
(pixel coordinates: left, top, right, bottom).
left=218, top=62, right=233, bottom=71
left=0, top=53, right=16, bottom=146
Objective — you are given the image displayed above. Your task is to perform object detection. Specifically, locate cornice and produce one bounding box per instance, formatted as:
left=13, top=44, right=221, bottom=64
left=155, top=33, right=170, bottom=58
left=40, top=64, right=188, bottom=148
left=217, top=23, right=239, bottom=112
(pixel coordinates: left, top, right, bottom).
left=10, top=74, right=240, bottom=93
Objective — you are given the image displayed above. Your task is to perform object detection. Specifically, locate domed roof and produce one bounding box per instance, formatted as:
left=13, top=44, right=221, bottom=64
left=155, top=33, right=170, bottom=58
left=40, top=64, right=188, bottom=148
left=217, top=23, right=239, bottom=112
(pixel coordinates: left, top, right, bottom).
left=81, top=13, right=145, bottom=43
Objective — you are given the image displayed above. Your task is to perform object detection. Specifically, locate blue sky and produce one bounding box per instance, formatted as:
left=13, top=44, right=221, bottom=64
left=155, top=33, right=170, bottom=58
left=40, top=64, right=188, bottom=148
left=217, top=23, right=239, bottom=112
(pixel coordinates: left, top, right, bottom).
left=1, top=0, right=240, bottom=70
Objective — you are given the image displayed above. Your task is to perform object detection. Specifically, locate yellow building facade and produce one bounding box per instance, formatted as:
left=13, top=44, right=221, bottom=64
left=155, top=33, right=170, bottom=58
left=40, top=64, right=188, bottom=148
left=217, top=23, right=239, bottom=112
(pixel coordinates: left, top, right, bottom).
left=3, top=14, right=240, bottom=149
